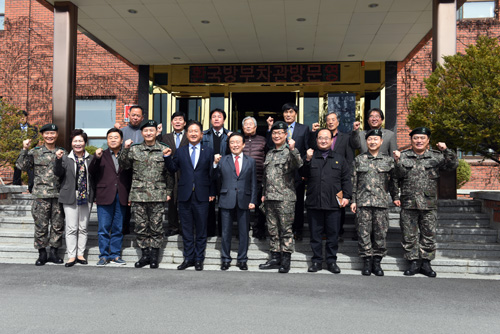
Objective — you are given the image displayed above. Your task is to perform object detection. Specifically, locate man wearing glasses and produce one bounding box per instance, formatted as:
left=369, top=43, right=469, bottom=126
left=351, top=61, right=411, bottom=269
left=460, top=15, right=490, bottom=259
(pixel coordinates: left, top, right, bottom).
left=350, top=108, right=397, bottom=155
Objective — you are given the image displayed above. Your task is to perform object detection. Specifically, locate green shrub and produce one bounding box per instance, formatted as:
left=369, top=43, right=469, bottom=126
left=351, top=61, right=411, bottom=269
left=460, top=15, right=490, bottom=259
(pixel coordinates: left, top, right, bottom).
left=85, top=145, right=98, bottom=156
left=456, top=159, right=471, bottom=189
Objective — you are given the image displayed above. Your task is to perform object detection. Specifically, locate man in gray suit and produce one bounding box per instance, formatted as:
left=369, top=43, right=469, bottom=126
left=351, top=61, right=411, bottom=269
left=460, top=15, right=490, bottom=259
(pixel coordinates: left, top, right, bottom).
left=350, top=108, right=397, bottom=156
left=160, top=111, right=189, bottom=237
left=213, top=132, right=257, bottom=271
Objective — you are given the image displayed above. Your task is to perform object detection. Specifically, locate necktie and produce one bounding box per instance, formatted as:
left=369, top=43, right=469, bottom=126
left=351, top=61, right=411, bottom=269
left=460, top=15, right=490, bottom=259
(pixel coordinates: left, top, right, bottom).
left=175, top=133, right=181, bottom=149
left=191, top=146, right=197, bottom=168
left=235, top=155, right=240, bottom=177
left=287, top=126, right=293, bottom=140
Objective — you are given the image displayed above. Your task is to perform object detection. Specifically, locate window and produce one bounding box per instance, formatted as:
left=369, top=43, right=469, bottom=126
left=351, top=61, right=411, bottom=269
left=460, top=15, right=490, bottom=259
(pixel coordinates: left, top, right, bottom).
left=75, top=98, right=116, bottom=148
left=302, top=93, right=319, bottom=129
left=458, top=1, right=496, bottom=19
left=0, top=0, right=5, bottom=30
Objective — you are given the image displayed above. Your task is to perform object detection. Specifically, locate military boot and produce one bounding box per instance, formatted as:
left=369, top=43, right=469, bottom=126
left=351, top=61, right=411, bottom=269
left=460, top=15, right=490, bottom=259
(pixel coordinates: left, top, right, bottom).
left=35, top=248, right=47, bottom=266
left=150, top=248, right=160, bottom=269
left=135, top=248, right=151, bottom=268
left=279, top=252, right=291, bottom=273
left=372, top=256, right=384, bottom=276
left=403, top=260, right=421, bottom=276
left=361, top=257, right=372, bottom=276
left=259, top=252, right=281, bottom=270
left=47, top=247, right=64, bottom=264
left=420, top=259, right=437, bottom=277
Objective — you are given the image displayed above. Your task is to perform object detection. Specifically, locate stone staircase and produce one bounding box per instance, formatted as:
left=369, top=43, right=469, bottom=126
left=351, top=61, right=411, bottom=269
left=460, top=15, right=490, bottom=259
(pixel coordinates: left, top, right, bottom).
left=0, top=186, right=499, bottom=275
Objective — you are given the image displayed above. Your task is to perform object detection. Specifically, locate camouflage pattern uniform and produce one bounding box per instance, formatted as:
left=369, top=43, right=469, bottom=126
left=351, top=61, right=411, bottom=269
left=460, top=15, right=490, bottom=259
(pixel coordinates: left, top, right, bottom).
left=16, top=146, right=67, bottom=249
left=395, top=148, right=458, bottom=260
left=119, top=141, right=173, bottom=248
left=262, top=144, right=303, bottom=253
left=351, top=152, right=399, bottom=257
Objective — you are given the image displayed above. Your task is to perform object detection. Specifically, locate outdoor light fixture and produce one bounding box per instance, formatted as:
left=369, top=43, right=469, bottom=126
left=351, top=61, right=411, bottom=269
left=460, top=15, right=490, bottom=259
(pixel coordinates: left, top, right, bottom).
left=201, top=20, right=210, bottom=24
left=368, top=3, right=379, bottom=8
left=128, top=9, right=138, bottom=14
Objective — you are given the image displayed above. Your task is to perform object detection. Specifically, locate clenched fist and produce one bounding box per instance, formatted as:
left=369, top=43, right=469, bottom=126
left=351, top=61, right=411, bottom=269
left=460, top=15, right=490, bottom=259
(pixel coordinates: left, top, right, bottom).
left=311, top=122, right=320, bottom=132
left=124, top=139, right=133, bottom=149
left=288, top=138, right=295, bottom=151
left=95, top=148, right=103, bottom=158
left=306, top=148, right=314, bottom=161
left=55, top=149, right=64, bottom=159
left=393, top=150, right=400, bottom=162
left=436, top=142, right=447, bottom=151
left=266, top=116, right=274, bottom=130
left=353, top=121, right=361, bottom=131
left=163, top=147, right=172, bottom=157
left=214, top=154, right=222, bottom=164
left=22, top=139, right=31, bottom=150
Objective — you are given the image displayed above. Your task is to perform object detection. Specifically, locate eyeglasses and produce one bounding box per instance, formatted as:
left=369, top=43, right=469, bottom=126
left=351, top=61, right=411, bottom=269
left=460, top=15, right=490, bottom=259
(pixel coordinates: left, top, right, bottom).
left=369, top=116, right=381, bottom=120
left=318, top=136, right=331, bottom=141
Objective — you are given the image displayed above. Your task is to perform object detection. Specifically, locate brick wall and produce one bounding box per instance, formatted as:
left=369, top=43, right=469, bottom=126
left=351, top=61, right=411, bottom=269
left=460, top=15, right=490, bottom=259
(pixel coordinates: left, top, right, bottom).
left=397, top=0, right=500, bottom=191
left=0, top=0, right=139, bottom=127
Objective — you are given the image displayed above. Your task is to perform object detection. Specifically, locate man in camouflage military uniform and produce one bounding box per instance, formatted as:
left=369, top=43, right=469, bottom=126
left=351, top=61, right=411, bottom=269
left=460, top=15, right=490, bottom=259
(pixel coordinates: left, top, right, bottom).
left=351, top=129, right=399, bottom=276
left=15, top=123, right=66, bottom=266
left=393, top=127, right=458, bottom=277
left=119, top=120, right=173, bottom=269
left=259, top=121, right=303, bottom=273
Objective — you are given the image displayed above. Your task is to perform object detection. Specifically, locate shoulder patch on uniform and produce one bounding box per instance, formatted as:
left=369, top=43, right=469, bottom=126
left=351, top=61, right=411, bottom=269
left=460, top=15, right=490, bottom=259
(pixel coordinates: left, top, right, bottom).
left=131, top=143, right=142, bottom=147
left=33, top=146, right=42, bottom=150
left=158, top=142, right=169, bottom=147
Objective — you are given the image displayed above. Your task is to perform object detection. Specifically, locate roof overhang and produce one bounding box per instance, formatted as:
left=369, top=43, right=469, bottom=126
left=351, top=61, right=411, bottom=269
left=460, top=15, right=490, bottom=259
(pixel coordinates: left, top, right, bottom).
left=44, top=0, right=437, bottom=65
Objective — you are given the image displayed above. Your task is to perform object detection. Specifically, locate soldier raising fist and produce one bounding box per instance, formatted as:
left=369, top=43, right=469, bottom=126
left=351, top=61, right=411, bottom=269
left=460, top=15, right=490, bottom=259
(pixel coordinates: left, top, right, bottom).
left=55, top=149, right=64, bottom=159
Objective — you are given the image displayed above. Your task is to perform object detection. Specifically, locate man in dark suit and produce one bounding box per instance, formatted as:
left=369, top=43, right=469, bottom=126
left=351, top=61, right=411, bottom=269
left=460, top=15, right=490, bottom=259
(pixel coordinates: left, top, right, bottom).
left=160, top=111, right=189, bottom=237
left=202, top=108, right=231, bottom=237
left=266, top=102, right=309, bottom=240
left=164, top=120, right=215, bottom=271
left=309, top=111, right=354, bottom=240
left=213, top=132, right=257, bottom=271
left=88, top=128, right=132, bottom=266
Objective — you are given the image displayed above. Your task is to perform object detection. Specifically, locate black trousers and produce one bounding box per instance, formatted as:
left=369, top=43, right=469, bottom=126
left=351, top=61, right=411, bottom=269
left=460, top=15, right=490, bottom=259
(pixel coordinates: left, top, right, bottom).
left=308, top=209, right=341, bottom=264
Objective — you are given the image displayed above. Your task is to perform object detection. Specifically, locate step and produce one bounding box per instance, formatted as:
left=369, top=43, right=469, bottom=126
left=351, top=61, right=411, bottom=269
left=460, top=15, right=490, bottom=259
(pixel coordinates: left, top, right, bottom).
left=1, top=244, right=499, bottom=275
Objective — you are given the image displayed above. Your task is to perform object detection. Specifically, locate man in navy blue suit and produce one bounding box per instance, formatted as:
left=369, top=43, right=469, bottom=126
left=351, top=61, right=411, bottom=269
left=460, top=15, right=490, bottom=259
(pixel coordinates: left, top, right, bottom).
left=164, top=120, right=215, bottom=271
left=266, top=102, right=310, bottom=240
left=213, top=132, right=257, bottom=271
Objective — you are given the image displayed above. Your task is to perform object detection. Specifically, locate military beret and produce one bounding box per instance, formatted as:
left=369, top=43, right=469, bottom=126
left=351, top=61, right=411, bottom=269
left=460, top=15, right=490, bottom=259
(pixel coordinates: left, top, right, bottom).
left=39, top=123, right=58, bottom=132
left=140, top=120, right=158, bottom=130
left=365, top=129, right=383, bottom=139
left=271, top=121, right=288, bottom=131
left=409, top=127, right=431, bottom=137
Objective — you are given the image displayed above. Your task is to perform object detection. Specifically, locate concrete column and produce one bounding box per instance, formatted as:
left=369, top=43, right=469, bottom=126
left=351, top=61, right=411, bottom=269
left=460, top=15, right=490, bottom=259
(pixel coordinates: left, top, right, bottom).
left=432, top=0, right=457, bottom=199
left=52, top=1, right=78, bottom=151
left=432, top=0, right=457, bottom=69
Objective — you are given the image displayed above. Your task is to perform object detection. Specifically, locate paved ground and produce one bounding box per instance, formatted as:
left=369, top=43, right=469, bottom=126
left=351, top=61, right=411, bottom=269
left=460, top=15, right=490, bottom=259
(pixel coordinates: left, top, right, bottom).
left=1, top=263, right=499, bottom=333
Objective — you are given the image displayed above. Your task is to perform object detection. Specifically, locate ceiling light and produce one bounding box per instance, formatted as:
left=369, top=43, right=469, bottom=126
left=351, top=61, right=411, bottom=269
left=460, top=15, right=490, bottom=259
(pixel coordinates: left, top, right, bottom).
left=296, top=18, right=306, bottom=22
left=297, top=47, right=304, bottom=51
left=173, top=57, right=181, bottom=60
left=368, top=3, right=379, bottom=8
left=128, top=9, right=138, bottom=14
left=201, top=20, right=210, bottom=24
left=218, top=48, right=225, bottom=52
left=348, top=54, right=355, bottom=57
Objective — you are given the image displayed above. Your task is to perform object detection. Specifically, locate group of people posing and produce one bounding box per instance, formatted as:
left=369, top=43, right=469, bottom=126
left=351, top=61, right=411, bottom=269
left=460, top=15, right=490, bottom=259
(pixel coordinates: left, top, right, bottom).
left=16, top=103, right=458, bottom=277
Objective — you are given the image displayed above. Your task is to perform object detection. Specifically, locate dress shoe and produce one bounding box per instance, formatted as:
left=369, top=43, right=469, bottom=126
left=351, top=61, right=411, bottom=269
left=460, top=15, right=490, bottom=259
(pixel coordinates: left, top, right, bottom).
left=327, top=262, right=341, bottom=274
left=35, top=248, right=47, bottom=266
left=308, top=262, right=323, bottom=272
left=259, top=252, right=281, bottom=270
left=420, top=259, right=437, bottom=277
left=135, top=248, right=151, bottom=268
left=164, top=229, right=179, bottom=237
left=65, top=259, right=77, bottom=267
left=47, top=247, right=64, bottom=264
left=361, top=257, right=372, bottom=276
left=221, top=262, right=231, bottom=271
left=177, top=260, right=195, bottom=270
left=279, top=252, right=291, bottom=273
left=150, top=248, right=160, bottom=269
left=76, top=258, right=88, bottom=265
left=236, top=262, right=248, bottom=270
left=404, top=260, right=421, bottom=276
left=294, top=233, right=303, bottom=241
left=372, top=256, right=384, bottom=276
left=195, top=261, right=204, bottom=271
